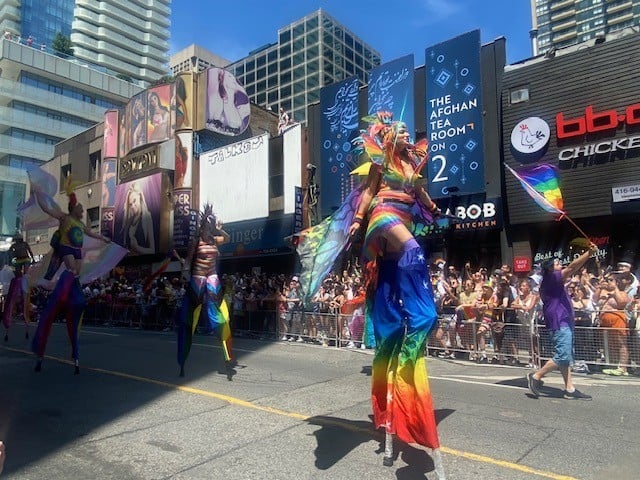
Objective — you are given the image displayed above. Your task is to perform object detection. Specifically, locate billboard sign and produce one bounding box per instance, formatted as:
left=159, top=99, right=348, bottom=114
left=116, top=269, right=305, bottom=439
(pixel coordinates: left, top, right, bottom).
left=319, top=76, right=360, bottom=218
left=113, top=173, right=163, bottom=255
left=426, top=30, right=484, bottom=198
left=367, top=54, right=415, bottom=138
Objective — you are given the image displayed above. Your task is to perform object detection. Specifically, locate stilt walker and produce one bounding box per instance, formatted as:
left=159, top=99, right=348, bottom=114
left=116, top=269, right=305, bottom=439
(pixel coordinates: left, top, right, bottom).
left=175, top=204, right=232, bottom=378
left=27, top=174, right=124, bottom=374
left=297, top=112, right=446, bottom=478
left=2, top=235, right=34, bottom=342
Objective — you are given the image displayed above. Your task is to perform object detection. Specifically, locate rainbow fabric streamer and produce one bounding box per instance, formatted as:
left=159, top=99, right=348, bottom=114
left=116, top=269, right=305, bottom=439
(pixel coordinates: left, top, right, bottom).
left=21, top=166, right=128, bottom=289
left=143, top=250, right=179, bottom=292
left=505, top=163, right=565, bottom=216
left=17, top=168, right=60, bottom=230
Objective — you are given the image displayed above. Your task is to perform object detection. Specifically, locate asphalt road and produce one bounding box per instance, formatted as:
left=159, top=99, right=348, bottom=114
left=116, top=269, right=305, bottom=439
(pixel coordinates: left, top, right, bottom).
left=1, top=325, right=640, bottom=480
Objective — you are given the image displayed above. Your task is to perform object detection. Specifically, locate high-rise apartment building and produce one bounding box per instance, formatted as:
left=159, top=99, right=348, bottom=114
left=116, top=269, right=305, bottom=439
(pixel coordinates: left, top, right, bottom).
left=225, top=9, right=381, bottom=124
left=532, top=0, right=640, bottom=53
left=0, top=0, right=171, bottom=84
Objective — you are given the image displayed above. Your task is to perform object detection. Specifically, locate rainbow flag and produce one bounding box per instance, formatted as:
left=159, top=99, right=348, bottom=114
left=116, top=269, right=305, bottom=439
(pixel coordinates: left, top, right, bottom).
left=143, top=250, right=180, bottom=292
left=505, top=163, right=565, bottom=216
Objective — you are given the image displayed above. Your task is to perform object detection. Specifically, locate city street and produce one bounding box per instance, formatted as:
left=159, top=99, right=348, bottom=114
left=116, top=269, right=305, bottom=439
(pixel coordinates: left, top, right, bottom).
left=1, top=325, right=639, bottom=479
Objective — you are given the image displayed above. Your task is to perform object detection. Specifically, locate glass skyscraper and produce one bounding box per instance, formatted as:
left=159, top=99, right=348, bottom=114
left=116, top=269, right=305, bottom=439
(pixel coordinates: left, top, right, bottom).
left=0, top=0, right=170, bottom=84
left=19, top=0, right=73, bottom=49
left=227, top=10, right=381, bottom=124
left=533, top=0, right=640, bottom=53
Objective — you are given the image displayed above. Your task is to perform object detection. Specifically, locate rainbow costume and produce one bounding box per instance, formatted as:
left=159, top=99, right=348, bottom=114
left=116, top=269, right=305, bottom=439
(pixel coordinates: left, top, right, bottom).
left=20, top=169, right=127, bottom=374
left=2, top=270, right=31, bottom=342
left=176, top=206, right=232, bottom=378
left=297, top=113, right=444, bottom=474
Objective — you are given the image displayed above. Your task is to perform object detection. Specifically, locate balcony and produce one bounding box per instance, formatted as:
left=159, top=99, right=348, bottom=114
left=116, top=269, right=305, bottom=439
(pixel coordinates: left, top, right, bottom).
left=0, top=78, right=107, bottom=123
left=551, top=19, right=577, bottom=32
left=0, top=134, right=54, bottom=163
left=0, top=106, right=87, bottom=140
left=550, top=0, right=575, bottom=11
left=606, top=1, right=633, bottom=15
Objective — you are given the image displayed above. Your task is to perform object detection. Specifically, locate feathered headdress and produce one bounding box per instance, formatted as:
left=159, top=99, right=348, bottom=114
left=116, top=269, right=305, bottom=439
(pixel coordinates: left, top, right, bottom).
left=64, top=175, right=82, bottom=212
left=350, top=111, right=427, bottom=176
left=199, top=203, right=218, bottom=237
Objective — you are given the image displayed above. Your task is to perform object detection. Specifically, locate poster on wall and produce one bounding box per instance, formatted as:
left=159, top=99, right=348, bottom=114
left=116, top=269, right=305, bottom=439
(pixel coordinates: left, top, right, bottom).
left=319, top=76, right=360, bottom=218
left=367, top=54, right=415, bottom=137
left=118, top=105, right=128, bottom=158
left=199, top=134, right=269, bottom=223
left=175, top=131, right=193, bottom=189
left=128, top=91, right=147, bottom=152
left=103, top=110, right=119, bottom=159
left=175, top=73, right=193, bottom=130
left=113, top=173, right=162, bottom=256
left=205, top=67, right=251, bottom=136
left=146, top=84, right=174, bottom=145
left=425, top=29, right=484, bottom=199
left=173, top=188, right=196, bottom=250
left=100, top=159, right=116, bottom=208
left=101, top=207, right=114, bottom=241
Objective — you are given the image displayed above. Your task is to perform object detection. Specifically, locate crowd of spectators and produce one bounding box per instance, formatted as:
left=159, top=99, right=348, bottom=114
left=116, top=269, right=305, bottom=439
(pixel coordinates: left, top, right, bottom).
left=427, top=259, right=640, bottom=375
left=3, top=253, right=639, bottom=374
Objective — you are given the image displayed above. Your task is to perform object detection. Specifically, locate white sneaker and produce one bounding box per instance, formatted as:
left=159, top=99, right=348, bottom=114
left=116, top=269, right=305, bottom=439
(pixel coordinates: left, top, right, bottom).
left=280, top=335, right=288, bottom=341
left=360, top=344, right=366, bottom=350
left=296, top=337, right=304, bottom=343
left=347, top=341, right=355, bottom=348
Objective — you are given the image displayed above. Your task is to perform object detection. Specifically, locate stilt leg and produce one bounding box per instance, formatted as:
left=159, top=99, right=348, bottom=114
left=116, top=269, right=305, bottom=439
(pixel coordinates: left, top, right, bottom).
left=383, top=367, right=395, bottom=466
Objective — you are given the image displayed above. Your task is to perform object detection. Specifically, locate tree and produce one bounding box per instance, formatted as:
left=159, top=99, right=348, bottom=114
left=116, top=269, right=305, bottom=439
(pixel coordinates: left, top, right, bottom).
left=149, top=75, right=174, bottom=86
left=115, top=73, right=134, bottom=83
left=51, top=32, right=73, bottom=57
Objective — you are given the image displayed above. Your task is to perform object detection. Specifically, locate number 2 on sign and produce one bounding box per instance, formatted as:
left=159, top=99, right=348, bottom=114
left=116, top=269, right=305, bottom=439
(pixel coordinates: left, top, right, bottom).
left=431, top=154, right=448, bottom=183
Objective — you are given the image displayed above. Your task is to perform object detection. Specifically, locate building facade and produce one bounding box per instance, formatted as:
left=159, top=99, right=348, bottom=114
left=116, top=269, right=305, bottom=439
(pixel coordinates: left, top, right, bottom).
left=225, top=9, right=381, bottom=125
left=0, top=0, right=171, bottom=84
left=502, top=30, right=640, bottom=269
left=532, top=0, right=640, bottom=54
left=170, top=44, right=230, bottom=76
left=0, top=37, right=142, bottom=238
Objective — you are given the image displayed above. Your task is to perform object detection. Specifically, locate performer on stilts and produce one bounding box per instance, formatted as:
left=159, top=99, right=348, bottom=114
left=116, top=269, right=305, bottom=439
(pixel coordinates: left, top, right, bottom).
left=2, top=235, right=34, bottom=341
left=31, top=181, right=112, bottom=374
left=297, top=112, right=446, bottom=478
left=175, top=204, right=232, bottom=378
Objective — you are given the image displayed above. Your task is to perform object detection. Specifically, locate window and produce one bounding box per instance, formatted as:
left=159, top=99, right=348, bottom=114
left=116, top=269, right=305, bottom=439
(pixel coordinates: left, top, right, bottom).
left=509, top=86, right=530, bottom=104
left=87, top=207, right=100, bottom=231
left=60, top=164, right=71, bottom=191
left=89, top=151, right=101, bottom=181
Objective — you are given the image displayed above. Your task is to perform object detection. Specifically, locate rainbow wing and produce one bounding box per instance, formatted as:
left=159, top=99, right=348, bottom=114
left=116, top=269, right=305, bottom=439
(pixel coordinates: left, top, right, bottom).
left=297, top=186, right=363, bottom=305
left=505, top=163, right=565, bottom=216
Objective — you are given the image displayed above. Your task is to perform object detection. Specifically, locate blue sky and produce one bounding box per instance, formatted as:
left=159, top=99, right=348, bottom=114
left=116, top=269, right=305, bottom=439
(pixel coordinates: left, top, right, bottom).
left=170, top=0, right=534, bottom=66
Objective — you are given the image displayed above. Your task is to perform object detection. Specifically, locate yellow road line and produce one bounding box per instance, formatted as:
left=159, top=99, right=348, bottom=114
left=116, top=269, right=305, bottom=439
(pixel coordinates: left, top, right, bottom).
left=4, top=346, right=578, bottom=480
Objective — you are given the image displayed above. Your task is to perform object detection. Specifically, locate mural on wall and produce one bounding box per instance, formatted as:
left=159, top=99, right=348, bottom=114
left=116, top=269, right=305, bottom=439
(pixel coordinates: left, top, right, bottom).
left=319, top=76, right=360, bottom=218
left=205, top=67, right=251, bottom=136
